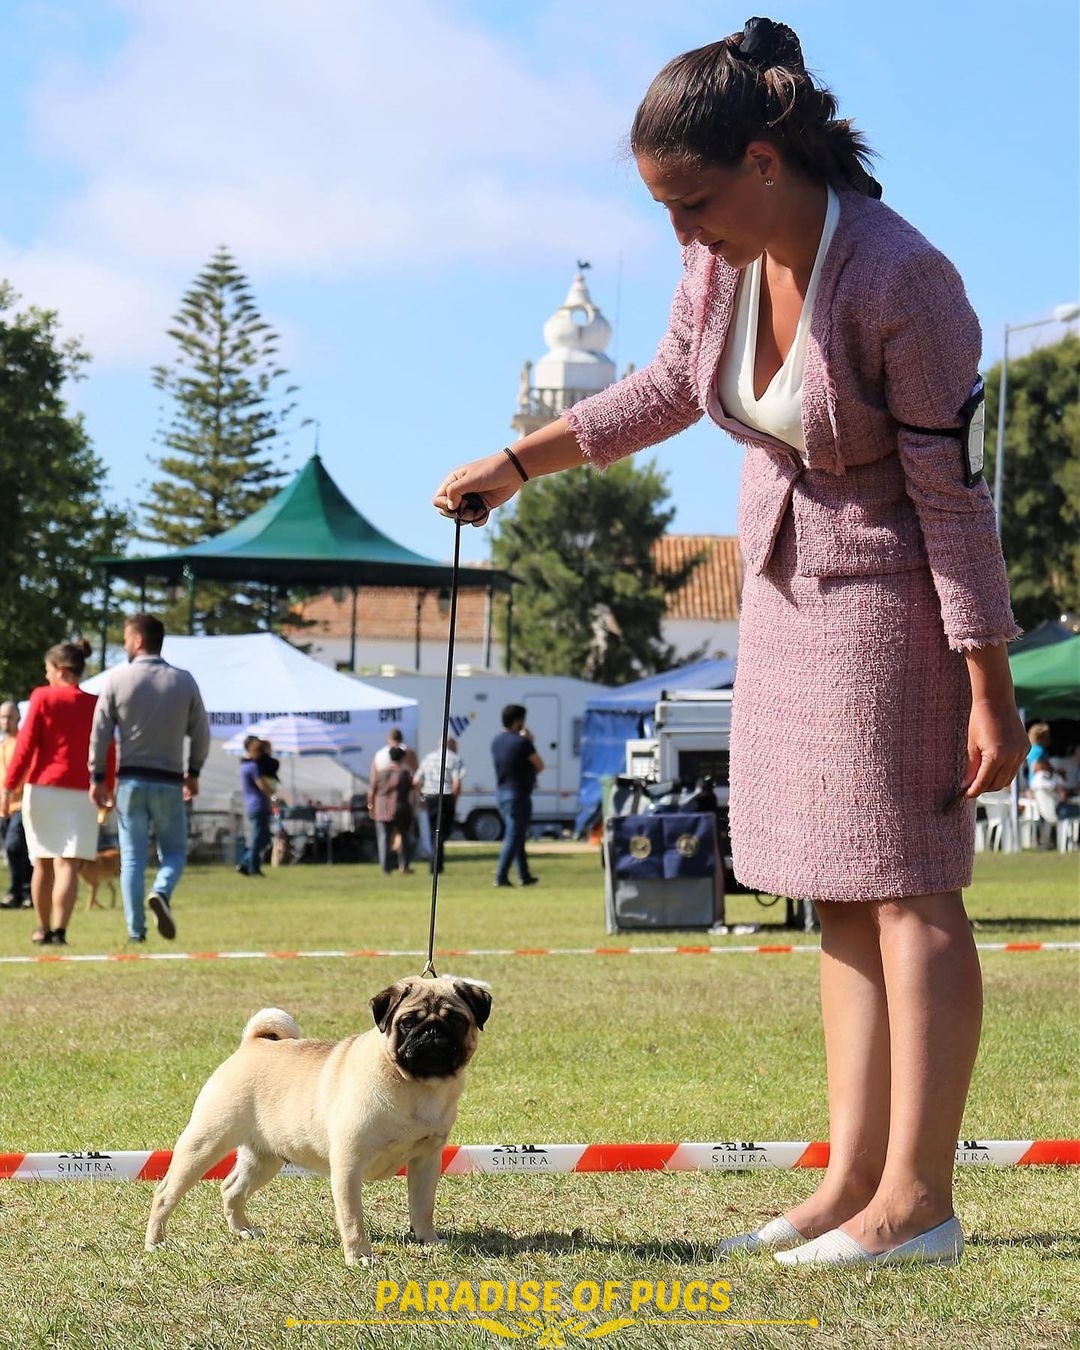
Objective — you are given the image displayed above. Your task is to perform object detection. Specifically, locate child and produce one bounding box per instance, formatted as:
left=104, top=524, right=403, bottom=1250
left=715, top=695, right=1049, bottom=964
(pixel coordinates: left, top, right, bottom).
left=256, top=740, right=282, bottom=802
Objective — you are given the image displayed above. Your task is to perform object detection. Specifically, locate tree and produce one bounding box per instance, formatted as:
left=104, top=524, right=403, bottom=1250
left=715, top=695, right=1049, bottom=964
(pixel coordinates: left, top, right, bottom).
left=983, top=333, right=1080, bottom=631
left=142, top=247, right=301, bottom=633
left=489, top=458, right=702, bottom=682
left=0, top=284, right=128, bottom=698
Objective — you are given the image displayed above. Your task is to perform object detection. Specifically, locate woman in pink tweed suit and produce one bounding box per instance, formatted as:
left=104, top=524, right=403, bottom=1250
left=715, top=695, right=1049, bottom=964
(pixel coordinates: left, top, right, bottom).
left=435, top=19, right=1028, bottom=1267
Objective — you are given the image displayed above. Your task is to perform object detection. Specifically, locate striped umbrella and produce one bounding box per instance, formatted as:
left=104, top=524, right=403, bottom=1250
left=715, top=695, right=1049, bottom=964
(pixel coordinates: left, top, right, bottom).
left=222, top=714, right=364, bottom=758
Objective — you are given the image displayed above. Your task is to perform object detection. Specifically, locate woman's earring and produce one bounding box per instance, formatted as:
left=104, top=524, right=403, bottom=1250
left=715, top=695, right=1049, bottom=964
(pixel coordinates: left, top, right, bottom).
left=764, top=178, right=775, bottom=187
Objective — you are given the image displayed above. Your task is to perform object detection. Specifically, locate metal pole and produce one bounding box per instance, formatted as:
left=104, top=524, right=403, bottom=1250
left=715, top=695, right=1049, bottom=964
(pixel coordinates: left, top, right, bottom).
left=992, top=324, right=1010, bottom=535
left=99, top=572, right=110, bottom=670
left=415, top=590, right=424, bottom=672
left=348, top=586, right=358, bottom=671
left=990, top=306, right=1080, bottom=534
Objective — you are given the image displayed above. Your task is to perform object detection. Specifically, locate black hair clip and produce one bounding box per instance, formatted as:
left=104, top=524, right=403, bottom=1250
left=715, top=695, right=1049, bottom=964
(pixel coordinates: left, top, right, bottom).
left=734, top=16, right=802, bottom=72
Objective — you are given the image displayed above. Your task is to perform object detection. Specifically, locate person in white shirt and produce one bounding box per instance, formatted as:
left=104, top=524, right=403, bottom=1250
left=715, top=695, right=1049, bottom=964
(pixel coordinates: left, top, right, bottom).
left=414, top=737, right=466, bottom=874
left=369, top=728, right=418, bottom=777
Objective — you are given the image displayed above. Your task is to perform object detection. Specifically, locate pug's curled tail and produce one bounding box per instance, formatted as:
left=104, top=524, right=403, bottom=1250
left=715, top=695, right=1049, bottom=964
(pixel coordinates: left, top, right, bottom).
left=241, top=1008, right=301, bottom=1043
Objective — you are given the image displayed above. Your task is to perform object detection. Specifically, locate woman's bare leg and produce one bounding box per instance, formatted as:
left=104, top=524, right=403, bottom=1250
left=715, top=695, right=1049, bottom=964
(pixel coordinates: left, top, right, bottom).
left=51, top=858, right=81, bottom=931
left=840, top=890, right=982, bottom=1251
left=31, top=858, right=53, bottom=931
left=784, top=899, right=892, bottom=1238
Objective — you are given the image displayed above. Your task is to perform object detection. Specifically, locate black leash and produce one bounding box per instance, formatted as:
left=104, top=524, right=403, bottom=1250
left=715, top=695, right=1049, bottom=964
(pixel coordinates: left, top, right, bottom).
left=421, top=494, right=485, bottom=979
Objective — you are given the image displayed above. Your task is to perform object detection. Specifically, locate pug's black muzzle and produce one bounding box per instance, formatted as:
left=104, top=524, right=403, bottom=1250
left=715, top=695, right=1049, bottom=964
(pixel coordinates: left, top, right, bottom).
left=397, top=1021, right=467, bottom=1079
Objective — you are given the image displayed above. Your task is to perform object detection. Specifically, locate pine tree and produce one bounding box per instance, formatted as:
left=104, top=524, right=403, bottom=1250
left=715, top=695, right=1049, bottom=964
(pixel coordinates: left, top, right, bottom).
left=0, top=284, right=129, bottom=698
left=489, top=459, right=702, bottom=682
left=142, top=247, right=300, bottom=632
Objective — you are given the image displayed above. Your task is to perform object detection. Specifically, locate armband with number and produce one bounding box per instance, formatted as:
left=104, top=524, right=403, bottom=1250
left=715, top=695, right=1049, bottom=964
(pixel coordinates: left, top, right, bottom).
left=895, top=376, right=986, bottom=487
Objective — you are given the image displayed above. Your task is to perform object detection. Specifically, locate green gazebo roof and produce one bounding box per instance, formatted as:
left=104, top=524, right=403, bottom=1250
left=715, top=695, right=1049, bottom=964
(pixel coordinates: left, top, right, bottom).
left=98, top=455, right=512, bottom=592
left=1010, top=634, right=1080, bottom=720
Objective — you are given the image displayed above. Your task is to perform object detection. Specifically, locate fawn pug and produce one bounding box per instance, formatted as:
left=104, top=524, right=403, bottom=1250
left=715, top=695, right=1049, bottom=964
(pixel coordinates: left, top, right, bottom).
left=145, top=976, right=491, bottom=1265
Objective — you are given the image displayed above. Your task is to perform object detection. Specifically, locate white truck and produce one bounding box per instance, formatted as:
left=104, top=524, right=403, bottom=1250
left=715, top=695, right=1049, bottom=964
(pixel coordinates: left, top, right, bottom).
left=361, top=670, right=609, bottom=840
left=625, top=689, right=733, bottom=793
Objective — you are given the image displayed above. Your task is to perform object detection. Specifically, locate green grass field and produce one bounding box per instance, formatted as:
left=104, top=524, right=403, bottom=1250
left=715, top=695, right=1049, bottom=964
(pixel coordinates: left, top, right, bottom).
left=0, top=848, right=1076, bottom=1349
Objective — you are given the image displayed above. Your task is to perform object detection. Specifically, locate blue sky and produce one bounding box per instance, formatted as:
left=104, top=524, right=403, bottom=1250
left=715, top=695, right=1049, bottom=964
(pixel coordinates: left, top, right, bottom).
left=2, top=0, right=1077, bottom=566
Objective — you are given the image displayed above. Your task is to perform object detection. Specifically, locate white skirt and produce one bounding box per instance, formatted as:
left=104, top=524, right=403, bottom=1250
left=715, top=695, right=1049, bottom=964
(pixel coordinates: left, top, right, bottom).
left=23, top=784, right=99, bottom=861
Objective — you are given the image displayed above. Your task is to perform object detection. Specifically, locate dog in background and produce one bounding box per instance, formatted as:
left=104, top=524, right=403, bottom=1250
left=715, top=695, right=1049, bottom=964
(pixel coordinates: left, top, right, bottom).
left=78, top=848, right=120, bottom=911
left=145, top=975, right=492, bottom=1265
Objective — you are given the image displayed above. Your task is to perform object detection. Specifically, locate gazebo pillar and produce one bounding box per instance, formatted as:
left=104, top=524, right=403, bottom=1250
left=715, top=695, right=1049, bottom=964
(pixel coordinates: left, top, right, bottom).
left=348, top=587, right=358, bottom=671
left=99, top=571, right=112, bottom=669
left=414, top=590, right=425, bottom=671
left=184, top=565, right=196, bottom=634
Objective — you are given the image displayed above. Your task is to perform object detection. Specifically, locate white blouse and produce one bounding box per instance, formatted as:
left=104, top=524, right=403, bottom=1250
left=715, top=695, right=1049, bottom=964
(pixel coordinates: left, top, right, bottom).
left=714, top=186, right=840, bottom=457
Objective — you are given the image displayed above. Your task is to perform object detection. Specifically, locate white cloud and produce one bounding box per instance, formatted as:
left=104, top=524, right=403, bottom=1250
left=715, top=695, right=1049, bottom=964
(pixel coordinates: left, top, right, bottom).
left=0, top=239, right=174, bottom=363
left=30, top=0, right=654, bottom=273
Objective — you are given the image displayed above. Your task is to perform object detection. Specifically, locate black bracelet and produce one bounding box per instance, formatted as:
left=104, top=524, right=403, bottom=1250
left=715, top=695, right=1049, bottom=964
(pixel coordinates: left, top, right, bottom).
left=502, top=445, right=529, bottom=483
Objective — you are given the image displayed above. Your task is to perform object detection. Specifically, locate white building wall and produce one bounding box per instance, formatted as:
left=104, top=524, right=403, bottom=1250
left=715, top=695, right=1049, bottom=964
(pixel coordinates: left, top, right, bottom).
left=298, top=621, right=739, bottom=676
left=662, top=618, right=741, bottom=663
left=300, top=635, right=492, bottom=676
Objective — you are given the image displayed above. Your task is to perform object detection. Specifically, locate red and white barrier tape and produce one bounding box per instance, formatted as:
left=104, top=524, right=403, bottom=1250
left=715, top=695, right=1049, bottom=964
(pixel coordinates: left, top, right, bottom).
left=2, top=1140, right=1077, bottom=1182
left=1, top=942, right=1076, bottom=967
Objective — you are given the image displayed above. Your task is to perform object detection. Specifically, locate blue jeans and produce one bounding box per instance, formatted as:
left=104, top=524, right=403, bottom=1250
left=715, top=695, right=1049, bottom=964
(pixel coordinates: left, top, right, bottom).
left=244, top=809, right=271, bottom=875
left=3, top=809, right=32, bottom=900
left=115, top=779, right=189, bottom=939
left=495, top=789, right=534, bottom=884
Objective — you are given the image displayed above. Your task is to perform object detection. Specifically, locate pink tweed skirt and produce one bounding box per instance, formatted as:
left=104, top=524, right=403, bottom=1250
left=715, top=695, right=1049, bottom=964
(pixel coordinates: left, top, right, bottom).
left=728, top=514, right=975, bottom=901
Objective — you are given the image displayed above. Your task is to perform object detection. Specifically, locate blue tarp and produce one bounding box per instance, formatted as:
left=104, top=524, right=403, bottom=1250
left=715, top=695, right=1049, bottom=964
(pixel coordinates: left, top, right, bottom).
left=1007, top=620, right=1076, bottom=656
left=574, top=658, right=736, bottom=835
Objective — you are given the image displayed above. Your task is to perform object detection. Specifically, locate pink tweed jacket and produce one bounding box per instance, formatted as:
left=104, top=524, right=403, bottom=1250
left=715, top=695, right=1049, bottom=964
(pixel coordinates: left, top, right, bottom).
left=564, top=191, right=1019, bottom=652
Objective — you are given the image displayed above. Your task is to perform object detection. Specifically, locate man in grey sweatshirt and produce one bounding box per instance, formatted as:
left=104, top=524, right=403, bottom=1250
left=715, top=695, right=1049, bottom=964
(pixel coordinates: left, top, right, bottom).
left=89, top=614, right=210, bottom=942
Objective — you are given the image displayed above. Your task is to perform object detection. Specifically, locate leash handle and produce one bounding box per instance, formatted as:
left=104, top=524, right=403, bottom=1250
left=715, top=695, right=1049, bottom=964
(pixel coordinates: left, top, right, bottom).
left=454, top=491, right=490, bottom=527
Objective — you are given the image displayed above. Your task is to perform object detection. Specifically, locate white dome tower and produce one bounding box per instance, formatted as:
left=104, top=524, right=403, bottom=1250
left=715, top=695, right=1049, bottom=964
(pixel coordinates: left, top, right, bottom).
left=511, top=267, right=617, bottom=438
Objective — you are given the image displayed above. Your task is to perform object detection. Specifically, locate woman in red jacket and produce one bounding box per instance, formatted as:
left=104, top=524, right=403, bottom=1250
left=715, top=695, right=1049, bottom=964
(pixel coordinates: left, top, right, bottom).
left=0, top=640, right=111, bottom=946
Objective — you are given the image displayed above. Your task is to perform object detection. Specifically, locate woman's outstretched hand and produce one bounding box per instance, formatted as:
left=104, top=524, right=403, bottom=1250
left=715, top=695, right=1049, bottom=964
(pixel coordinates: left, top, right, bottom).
left=433, top=452, right=523, bottom=527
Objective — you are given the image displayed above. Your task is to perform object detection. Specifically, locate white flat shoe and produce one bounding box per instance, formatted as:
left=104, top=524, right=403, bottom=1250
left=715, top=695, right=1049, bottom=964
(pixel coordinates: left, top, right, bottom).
left=715, top=1216, right=805, bottom=1257
left=774, top=1215, right=963, bottom=1267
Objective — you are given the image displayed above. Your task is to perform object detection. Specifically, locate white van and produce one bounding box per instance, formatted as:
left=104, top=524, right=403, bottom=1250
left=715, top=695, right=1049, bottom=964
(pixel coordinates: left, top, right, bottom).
left=361, top=671, right=609, bottom=840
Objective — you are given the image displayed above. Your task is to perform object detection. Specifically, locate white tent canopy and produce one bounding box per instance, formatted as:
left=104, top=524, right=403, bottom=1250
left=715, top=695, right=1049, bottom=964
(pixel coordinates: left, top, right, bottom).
left=82, top=634, right=418, bottom=810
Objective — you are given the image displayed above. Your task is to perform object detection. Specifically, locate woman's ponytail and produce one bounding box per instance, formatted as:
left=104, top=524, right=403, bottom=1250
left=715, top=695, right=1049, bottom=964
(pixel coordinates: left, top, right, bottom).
left=631, top=16, right=880, bottom=197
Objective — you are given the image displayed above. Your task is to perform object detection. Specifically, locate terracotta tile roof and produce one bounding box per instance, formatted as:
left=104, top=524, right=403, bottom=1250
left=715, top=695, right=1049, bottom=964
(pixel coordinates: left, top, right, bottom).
left=655, top=535, right=743, bottom=621
left=285, top=535, right=742, bottom=639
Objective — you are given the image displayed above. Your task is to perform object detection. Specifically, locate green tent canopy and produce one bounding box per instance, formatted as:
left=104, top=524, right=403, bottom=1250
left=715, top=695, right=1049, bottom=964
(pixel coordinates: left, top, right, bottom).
left=98, top=454, right=512, bottom=592
left=96, top=454, right=517, bottom=663
left=1009, top=635, right=1080, bottom=720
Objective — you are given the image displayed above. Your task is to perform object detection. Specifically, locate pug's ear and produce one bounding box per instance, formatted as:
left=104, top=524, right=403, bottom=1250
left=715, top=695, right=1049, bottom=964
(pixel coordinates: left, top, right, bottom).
left=453, top=980, right=492, bottom=1031
left=370, top=980, right=413, bottom=1033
